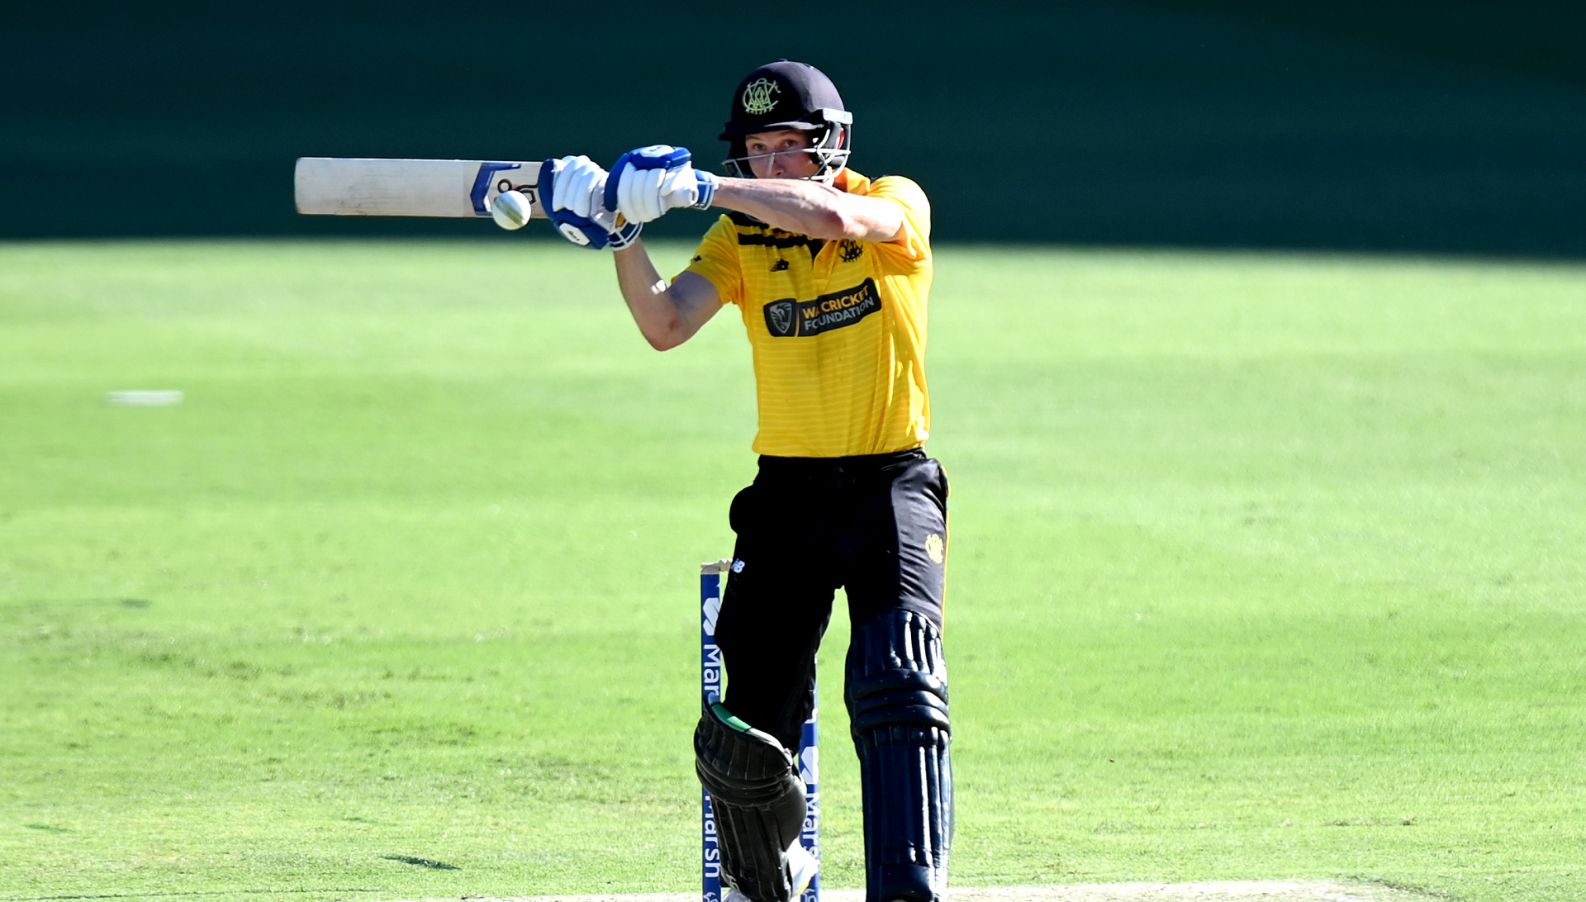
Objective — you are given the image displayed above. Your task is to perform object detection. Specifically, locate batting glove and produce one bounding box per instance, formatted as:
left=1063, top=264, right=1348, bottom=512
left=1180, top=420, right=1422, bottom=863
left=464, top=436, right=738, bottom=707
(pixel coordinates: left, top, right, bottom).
left=604, top=145, right=718, bottom=225
left=539, top=155, right=642, bottom=250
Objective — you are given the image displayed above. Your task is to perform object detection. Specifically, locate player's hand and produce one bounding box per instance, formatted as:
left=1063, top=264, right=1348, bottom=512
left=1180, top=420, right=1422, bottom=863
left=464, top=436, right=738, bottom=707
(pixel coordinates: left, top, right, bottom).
left=605, top=145, right=718, bottom=224
left=539, top=155, right=642, bottom=250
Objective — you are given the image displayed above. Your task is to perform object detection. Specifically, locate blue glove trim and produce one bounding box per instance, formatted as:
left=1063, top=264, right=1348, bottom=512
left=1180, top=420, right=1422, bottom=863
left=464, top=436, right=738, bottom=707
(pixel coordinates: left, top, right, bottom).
left=538, top=158, right=604, bottom=250
left=631, top=145, right=692, bottom=171
left=693, top=171, right=718, bottom=210
left=607, top=219, right=644, bottom=250
left=540, top=158, right=640, bottom=251
left=603, top=145, right=694, bottom=211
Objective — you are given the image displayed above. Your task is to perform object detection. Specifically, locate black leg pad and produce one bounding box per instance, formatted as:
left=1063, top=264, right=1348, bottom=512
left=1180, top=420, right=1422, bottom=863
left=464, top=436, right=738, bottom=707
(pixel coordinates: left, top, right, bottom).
left=846, top=609, right=953, bottom=902
left=695, top=702, right=808, bottom=902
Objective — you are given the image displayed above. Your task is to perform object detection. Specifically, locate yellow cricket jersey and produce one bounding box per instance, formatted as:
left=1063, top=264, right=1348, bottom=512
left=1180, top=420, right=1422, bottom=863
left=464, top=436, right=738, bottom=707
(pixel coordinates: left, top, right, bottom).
left=683, top=170, right=934, bottom=457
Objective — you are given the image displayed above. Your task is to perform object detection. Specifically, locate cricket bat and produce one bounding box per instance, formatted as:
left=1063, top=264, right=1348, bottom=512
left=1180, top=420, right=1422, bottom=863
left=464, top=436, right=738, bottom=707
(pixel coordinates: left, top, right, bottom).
left=294, top=157, right=548, bottom=219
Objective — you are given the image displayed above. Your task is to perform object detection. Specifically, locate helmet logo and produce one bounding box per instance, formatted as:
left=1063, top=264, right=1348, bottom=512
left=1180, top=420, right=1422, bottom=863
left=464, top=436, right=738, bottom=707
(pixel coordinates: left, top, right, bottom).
left=742, top=78, right=780, bottom=115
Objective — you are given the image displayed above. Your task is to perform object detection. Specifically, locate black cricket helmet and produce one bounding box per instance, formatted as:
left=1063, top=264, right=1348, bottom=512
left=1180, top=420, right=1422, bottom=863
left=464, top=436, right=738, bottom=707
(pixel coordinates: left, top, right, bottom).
left=719, top=60, right=852, bottom=182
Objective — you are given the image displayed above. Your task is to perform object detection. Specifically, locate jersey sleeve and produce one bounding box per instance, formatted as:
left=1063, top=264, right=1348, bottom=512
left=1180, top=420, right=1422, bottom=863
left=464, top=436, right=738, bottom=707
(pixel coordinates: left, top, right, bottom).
left=865, top=176, right=932, bottom=271
left=680, top=215, right=745, bottom=306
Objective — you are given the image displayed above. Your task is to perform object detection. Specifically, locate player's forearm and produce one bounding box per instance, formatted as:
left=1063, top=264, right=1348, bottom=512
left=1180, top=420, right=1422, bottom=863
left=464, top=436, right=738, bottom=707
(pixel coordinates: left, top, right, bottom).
left=612, top=242, right=690, bottom=351
left=710, top=177, right=901, bottom=242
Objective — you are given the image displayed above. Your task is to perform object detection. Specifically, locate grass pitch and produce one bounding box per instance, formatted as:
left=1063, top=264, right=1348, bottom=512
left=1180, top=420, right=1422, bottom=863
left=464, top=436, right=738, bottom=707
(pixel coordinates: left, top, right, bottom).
left=1, top=241, right=1583, bottom=902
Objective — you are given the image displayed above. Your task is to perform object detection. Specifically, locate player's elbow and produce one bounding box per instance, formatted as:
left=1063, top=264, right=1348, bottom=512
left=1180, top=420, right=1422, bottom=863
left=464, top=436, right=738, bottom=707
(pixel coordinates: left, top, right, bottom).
left=646, top=330, right=685, bottom=352
left=642, top=319, right=690, bottom=351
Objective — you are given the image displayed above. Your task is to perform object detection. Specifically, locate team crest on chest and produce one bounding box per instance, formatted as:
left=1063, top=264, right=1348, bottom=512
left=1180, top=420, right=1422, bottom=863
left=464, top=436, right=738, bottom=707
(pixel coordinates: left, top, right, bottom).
left=765, top=300, right=797, bottom=336
left=839, top=240, right=863, bottom=263
left=742, top=78, right=780, bottom=115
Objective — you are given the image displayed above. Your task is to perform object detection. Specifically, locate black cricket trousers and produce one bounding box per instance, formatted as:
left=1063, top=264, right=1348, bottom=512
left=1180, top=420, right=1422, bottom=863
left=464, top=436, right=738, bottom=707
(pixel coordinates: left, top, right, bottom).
left=714, top=447, right=949, bottom=752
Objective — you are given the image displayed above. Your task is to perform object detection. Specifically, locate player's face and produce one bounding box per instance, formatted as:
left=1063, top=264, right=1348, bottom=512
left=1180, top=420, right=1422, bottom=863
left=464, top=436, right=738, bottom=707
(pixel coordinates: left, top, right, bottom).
left=744, top=129, right=821, bottom=180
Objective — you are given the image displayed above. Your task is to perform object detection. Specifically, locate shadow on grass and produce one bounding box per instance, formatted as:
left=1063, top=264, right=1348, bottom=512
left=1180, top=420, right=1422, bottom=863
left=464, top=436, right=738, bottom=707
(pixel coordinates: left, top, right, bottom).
left=382, top=854, right=462, bottom=871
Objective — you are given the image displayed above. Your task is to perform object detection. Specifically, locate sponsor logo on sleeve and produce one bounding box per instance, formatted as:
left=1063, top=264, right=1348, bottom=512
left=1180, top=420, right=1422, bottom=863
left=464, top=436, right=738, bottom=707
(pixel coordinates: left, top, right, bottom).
left=761, top=279, right=882, bottom=338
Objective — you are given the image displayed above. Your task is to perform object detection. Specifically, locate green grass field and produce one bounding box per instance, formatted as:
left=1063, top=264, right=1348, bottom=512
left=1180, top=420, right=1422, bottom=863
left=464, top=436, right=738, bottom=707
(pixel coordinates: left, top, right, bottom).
left=2, top=241, right=1583, bottom=902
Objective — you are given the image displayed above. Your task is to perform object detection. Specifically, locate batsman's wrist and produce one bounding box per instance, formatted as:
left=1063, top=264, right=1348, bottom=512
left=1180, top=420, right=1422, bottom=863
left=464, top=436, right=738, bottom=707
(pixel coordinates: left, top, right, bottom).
left=693, top=171, right=718, bottom=209
left=608, top=219, right=643, bottom=250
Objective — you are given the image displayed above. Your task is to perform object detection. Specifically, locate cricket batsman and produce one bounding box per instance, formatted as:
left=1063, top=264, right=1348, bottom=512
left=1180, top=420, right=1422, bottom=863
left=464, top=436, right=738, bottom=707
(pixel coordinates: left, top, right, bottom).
left=538, top=60, right=952, bottom=902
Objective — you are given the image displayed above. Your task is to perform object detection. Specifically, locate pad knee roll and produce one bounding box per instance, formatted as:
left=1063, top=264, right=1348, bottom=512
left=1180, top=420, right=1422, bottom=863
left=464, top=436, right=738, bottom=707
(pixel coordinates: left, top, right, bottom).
left=695, top=702, right=809, bottom=902
left=846, top=610, right=953, bottom=902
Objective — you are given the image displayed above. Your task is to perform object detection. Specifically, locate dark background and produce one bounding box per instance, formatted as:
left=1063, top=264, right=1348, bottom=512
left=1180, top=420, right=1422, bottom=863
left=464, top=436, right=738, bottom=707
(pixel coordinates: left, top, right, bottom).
left=4, top=0, right=1583, bottom=256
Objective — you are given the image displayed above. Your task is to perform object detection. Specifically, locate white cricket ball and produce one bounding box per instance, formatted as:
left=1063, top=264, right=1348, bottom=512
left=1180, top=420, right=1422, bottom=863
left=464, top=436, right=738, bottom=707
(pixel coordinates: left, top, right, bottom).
left=490, top=190, right=534, bottom=230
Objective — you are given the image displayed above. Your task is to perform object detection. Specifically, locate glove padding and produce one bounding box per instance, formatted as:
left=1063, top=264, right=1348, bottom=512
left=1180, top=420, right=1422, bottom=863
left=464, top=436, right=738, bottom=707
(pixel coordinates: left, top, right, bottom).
left=604, top=145, right=718, bottom=225
left=539, top=155, right=642, bottom=250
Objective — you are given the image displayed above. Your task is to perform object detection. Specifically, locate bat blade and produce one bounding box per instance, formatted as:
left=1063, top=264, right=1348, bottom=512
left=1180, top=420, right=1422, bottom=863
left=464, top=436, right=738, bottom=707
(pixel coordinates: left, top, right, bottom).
left=294, top=157, right=547, bottom=219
